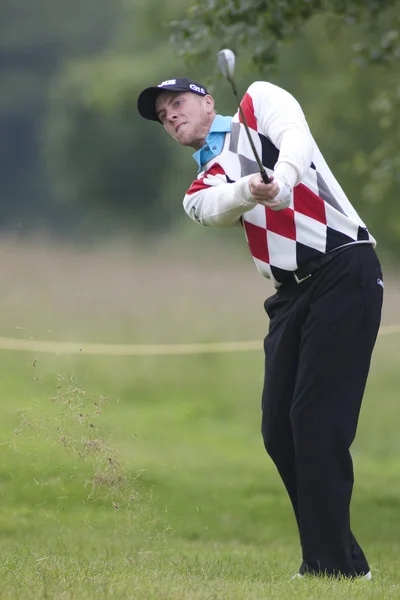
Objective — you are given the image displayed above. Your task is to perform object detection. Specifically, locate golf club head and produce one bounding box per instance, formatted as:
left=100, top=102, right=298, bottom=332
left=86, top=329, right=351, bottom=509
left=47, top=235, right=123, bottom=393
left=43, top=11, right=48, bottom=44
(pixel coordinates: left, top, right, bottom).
left=217, top=49, right=236, bottom=81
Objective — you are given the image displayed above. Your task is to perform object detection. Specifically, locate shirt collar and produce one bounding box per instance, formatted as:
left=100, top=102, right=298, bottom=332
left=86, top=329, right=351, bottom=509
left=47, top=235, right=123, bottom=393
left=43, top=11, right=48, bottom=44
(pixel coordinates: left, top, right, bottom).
left=192, top=115, right=232, bottom=170
left=208, top=114, right=232, bottom=135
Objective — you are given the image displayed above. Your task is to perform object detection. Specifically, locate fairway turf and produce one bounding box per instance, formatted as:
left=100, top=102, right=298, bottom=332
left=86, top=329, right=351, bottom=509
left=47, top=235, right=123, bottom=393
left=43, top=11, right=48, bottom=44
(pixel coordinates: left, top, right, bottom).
left=0, top=335, right=400, bottom=599
left=0, top=239, right=399, bottom=599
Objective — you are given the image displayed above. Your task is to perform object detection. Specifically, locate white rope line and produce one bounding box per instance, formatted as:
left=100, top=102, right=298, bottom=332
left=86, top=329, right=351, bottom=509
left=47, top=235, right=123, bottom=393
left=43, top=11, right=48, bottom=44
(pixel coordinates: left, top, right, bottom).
left=0, top=323, right=398, bottom=357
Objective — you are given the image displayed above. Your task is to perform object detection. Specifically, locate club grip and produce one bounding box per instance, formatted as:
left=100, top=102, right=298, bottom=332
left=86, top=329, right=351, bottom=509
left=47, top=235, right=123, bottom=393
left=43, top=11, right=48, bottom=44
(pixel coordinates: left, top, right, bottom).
left=261, top=171, right=271, bottom=184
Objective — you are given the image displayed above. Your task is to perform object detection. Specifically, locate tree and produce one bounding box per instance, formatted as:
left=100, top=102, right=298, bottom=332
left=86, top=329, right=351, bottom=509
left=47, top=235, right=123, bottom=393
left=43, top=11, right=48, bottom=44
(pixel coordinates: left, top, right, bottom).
left=43, top=0, right=203, bottom=231
left=172, top=1, right=400, bottom=68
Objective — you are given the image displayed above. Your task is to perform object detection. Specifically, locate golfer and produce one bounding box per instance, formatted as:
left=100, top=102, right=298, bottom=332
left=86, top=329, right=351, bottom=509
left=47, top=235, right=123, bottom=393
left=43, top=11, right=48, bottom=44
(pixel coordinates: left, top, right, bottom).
left=137, top=78, right=383, bottom=579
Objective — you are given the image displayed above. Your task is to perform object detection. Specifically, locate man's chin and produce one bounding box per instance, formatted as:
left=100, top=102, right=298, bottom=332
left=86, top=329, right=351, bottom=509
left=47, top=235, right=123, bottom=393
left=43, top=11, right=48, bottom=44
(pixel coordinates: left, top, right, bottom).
left=176, top=135, right=193, bottom=148
left=173, top=129, right=199, bottom=148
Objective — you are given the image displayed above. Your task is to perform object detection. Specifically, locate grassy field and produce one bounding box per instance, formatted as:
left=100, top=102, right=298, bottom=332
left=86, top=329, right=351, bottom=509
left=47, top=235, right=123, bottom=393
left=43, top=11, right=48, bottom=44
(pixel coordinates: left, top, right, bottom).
left=0, top=237, right=400, bottom=599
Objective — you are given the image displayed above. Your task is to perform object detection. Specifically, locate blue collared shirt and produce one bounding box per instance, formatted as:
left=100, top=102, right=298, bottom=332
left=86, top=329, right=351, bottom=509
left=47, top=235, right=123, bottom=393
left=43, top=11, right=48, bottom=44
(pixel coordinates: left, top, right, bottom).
left=193, top=115, right=232, bottom=172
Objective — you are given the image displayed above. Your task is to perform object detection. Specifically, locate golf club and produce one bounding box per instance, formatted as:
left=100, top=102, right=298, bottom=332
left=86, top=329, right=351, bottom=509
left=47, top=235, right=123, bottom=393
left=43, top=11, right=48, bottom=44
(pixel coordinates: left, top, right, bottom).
left=217, top=49, right=271, bottom=184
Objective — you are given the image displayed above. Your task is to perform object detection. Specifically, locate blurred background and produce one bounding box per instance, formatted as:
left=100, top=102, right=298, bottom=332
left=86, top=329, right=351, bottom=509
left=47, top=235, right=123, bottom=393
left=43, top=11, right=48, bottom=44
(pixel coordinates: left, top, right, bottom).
left=0, top=0, right=399, bottom=345
left=1, top=0, right=400, bottom=241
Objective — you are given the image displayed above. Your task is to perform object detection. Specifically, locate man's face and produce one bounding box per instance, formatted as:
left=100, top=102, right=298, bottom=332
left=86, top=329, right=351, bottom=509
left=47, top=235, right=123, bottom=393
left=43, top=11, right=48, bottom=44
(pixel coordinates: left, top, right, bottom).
left=155, top=91, right=215, bottom=149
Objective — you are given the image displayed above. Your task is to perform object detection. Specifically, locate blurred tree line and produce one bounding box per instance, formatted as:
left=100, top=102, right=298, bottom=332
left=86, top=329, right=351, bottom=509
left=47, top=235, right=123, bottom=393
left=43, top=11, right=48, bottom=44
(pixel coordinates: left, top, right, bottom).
left=0, top=0, right=120, bottom=231
left=0, top=0, right=399, bottom=252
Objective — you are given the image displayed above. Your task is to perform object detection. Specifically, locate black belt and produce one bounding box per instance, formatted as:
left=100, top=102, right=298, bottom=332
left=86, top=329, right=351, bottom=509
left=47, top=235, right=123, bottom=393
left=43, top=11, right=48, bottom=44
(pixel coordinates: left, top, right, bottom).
left=292, top=247, right=349, bottom=284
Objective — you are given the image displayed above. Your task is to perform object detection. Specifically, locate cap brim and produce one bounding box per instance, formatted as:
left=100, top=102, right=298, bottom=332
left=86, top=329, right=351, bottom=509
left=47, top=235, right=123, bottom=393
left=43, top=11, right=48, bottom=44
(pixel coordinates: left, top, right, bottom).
left=137, top=87, right=164, bottom=122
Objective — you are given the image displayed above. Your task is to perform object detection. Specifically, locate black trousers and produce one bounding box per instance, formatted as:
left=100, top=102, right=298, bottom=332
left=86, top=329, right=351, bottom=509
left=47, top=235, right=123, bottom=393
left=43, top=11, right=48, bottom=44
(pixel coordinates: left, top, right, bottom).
left=261, top=244, right=383, bottom=577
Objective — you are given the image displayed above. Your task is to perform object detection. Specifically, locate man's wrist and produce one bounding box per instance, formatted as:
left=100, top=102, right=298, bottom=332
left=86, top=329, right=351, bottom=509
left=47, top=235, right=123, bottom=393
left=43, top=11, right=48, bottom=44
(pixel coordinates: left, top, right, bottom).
left=273, top=162, right=299, bottom=189
left=270, top=178, right=292, bottom=211
left=274, top=179, right=292, bottom=202
left=236, top=175, right=258, bottom=205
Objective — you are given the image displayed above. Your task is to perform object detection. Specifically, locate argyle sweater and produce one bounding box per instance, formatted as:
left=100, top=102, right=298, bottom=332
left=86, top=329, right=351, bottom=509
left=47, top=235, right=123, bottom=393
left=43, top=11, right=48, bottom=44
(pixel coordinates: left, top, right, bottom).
left=183, top=81, right=376, bottom=288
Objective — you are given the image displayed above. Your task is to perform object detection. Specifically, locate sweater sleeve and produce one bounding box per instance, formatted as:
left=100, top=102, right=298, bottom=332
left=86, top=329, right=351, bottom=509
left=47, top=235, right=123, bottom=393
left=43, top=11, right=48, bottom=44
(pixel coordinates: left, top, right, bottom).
left=183, top=163, right=257, bottom=227
left=248, top=81, right=313, bottom=188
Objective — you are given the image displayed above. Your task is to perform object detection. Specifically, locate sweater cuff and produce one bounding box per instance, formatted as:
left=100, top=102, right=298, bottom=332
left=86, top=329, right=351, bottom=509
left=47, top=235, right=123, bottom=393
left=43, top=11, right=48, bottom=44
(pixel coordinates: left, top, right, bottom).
left=273, top=162, right=299, bottom=189
left=233, top=175, right=258, bottom=205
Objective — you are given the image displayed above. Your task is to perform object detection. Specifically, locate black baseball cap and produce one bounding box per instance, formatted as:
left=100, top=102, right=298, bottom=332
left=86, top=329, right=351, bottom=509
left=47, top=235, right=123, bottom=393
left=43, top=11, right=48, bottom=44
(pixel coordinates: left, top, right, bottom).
left=137, top=78, right=209, bottom=122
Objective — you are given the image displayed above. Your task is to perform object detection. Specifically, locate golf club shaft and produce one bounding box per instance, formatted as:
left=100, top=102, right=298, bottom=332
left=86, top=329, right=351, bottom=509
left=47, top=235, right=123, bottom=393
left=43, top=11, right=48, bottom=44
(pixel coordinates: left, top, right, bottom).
left=230, top=80, right=271, bottom=184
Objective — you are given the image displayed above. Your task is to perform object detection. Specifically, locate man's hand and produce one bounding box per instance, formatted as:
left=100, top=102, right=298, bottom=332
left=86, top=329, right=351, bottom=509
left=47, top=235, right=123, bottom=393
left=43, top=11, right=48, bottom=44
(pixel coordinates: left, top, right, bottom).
left=248, top=174, right=292, bottom=211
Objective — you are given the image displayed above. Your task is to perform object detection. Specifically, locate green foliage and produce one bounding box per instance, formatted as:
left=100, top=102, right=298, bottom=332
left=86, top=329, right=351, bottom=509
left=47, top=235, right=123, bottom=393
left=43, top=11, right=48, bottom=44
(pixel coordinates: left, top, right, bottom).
left=353, top=84, right=400, bottom=246
left=43, top=0, right=200, bottom=230
left=44, top=56, right=177, bottom=229
left=172, top=0, right=321, bottom=67
left=172, top=0, right=399, bottom=67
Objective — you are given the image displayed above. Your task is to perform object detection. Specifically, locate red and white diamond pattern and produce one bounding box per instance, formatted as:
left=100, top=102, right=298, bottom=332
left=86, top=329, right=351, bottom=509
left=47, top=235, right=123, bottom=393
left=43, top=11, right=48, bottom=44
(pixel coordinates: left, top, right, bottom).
left=184, top=84, right=375, bottom=287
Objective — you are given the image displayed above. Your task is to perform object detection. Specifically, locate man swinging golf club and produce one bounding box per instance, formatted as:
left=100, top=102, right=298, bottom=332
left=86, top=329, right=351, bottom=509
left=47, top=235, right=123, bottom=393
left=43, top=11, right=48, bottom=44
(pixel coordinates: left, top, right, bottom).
left=137, top=50, right=383, bottom=579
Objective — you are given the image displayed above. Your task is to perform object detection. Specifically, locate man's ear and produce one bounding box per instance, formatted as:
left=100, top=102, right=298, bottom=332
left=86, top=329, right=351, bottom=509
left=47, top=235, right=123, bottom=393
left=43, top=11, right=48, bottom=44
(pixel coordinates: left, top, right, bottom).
left=205, top=94, right=215, bottom=114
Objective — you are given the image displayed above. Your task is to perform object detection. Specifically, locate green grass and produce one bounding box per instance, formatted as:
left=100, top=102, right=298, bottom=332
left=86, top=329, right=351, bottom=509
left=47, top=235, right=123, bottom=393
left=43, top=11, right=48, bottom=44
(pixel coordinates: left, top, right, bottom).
left=0, top=331, right=399, bottom=599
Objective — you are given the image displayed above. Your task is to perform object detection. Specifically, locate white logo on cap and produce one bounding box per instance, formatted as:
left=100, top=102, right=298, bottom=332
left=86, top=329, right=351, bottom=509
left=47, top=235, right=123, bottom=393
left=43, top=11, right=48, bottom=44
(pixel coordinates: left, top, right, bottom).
left=158, top=79, right=176, bottom=88
left=189, top=83, right=205, bottom=94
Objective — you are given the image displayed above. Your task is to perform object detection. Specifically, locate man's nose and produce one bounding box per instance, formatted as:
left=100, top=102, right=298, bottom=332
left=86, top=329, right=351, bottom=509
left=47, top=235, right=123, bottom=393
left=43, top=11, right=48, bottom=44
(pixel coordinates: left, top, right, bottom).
left=166, top=110, right=178, bottom=122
